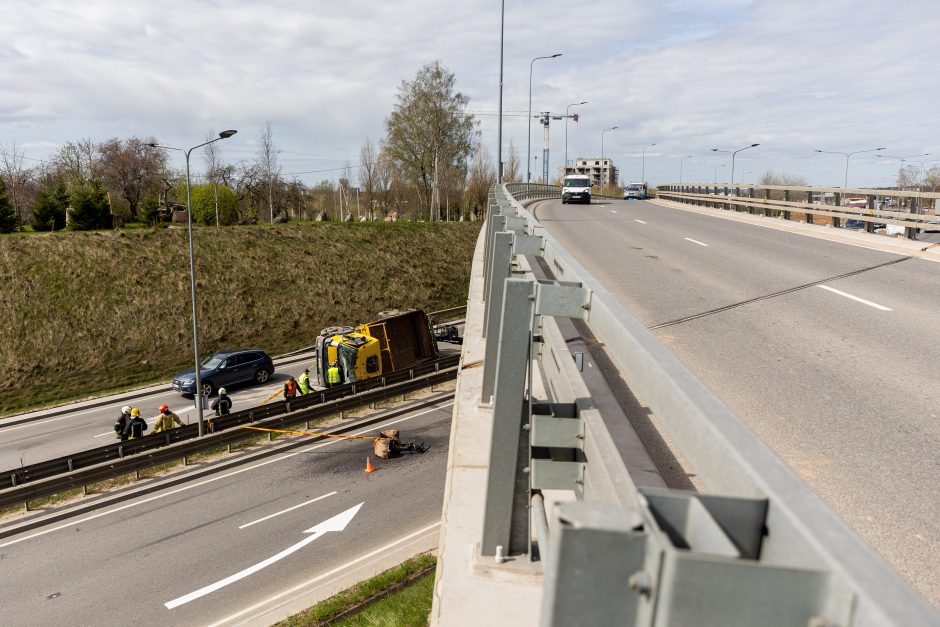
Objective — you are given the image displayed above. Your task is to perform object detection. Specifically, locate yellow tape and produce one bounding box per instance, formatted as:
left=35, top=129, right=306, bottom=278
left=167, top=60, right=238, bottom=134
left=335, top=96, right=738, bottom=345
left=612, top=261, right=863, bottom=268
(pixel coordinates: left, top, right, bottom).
left=240, top=425, right=379, bottom=441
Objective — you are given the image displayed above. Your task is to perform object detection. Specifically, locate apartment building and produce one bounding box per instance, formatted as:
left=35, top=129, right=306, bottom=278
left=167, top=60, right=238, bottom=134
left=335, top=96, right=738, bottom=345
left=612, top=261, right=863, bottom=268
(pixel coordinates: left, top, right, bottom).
left=561, top=157, right=619, bottom=187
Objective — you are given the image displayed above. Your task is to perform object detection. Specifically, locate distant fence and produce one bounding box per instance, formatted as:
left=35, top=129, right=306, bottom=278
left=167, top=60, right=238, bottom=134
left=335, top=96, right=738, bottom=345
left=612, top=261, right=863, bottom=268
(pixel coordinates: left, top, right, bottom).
left=658, top=183, right=940, bottom=239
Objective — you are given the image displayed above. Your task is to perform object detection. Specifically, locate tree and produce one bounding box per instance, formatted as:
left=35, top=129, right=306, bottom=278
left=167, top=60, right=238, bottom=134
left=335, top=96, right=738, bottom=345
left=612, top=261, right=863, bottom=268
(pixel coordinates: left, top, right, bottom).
left=31, top=181, right=69, bottom=231
left=503, top=141, right=521, bottom=182
left=51, top=139, right=100, bottom=185
left=256, top=122, right=282, bottom=222
left=190, top=183, right=239, bottom=225
left=384, top=61, right=477, bottom=217
left=467, top=143, right=496, bottom=218
left=68, top=179, right=112, bottom=230
left=0, top=179, right=17, bottom=233
left=0, top=140, right=31, bottom=228
left=359, top=140, right=379, bottom=220
left=202, top=130, right=227, bottom=226
left=98, top=136, right=166, bottom=220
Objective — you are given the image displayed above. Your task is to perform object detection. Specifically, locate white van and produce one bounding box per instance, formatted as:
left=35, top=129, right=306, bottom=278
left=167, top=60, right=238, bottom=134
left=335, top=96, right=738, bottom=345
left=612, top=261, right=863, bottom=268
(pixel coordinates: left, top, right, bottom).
left=562, top=175, right=592, bottom=204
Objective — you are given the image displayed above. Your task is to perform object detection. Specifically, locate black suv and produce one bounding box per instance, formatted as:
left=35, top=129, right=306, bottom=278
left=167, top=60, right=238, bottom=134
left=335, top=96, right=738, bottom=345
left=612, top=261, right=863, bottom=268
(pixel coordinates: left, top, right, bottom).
left=172, top=349, right=274, bottom=397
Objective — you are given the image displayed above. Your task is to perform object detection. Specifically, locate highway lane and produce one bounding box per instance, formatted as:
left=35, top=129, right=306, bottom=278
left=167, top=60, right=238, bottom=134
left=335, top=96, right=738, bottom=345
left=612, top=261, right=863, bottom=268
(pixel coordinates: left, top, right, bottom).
left=0, top=401, right=452, bottom=626
left=537, top=198, right=940, bottom=606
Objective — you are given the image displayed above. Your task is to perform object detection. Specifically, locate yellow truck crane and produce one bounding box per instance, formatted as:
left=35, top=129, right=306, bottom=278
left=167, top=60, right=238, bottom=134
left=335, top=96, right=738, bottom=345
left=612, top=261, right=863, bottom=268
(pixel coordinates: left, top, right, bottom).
left=314, top=309, right=439, bottom=388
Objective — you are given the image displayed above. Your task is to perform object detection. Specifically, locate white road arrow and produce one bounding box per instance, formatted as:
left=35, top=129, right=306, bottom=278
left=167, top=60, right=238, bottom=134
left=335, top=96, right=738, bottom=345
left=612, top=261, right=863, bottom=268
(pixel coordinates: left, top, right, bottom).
left=165, top=502, right=364, bottom=609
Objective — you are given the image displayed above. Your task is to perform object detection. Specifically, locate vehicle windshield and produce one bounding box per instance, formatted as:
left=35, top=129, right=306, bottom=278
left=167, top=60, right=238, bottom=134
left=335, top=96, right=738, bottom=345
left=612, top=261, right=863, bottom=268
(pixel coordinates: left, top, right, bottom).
left=565, top=178, right=590, bottom=187
left=201, top=355, right=225, bottom=369
left=627, top=185, right=643, bottom=191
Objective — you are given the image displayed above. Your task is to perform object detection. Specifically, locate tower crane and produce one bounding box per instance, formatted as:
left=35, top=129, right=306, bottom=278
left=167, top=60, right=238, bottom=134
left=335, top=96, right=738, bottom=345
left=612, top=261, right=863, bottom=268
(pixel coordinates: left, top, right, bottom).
left=467, top=111, right=580, bottom=183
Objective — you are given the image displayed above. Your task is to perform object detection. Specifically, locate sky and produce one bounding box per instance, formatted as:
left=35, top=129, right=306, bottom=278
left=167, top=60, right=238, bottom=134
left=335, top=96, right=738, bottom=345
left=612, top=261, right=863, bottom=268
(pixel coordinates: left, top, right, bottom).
left=1, top=0, right=938, bottom=189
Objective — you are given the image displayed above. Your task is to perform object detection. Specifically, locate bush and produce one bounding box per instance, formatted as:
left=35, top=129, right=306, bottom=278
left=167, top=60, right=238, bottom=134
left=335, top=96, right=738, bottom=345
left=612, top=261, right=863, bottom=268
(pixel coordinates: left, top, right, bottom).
left=138, top=196, right=165, bottom=227
left=31, top=182, right=69, bottom=231
left=68, top=180, right=113, bottom=230
left=190, top=183, right=239, bottom=225
left=0, top=179, right=17, bottom=233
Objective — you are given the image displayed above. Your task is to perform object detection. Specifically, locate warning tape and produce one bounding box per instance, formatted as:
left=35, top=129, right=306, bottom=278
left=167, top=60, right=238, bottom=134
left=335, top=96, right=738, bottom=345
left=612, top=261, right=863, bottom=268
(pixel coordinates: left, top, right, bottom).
left=240, top=425, right=379, bottom=441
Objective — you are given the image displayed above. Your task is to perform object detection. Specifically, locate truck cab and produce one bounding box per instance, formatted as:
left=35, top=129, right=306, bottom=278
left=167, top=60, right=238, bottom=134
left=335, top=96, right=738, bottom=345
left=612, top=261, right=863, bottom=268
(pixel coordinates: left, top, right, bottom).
left=624, top=183, right=647, bottom=200
left=562, top=175, right=592, bottom=204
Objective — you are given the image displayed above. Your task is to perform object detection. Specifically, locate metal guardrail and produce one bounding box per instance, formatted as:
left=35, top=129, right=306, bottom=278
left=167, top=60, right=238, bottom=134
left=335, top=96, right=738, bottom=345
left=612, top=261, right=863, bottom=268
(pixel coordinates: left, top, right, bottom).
left=658, top=183, right=940, bottom=240
left=475, top=184, right=937, bottom=625
left=0, top=356, right=458, bottom=506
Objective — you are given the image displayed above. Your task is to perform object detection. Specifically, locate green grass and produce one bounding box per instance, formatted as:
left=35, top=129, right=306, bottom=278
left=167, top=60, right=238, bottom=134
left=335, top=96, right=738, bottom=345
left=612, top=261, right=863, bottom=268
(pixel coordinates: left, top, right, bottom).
left=277, top=553, right=436, bottom=627
left=0, top=221, right=480, bottom=415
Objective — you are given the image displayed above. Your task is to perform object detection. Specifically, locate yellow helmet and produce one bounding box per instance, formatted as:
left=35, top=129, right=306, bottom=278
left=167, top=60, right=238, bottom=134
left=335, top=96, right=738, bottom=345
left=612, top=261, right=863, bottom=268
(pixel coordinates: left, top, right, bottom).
left=131, top=407, right=140, bottom=417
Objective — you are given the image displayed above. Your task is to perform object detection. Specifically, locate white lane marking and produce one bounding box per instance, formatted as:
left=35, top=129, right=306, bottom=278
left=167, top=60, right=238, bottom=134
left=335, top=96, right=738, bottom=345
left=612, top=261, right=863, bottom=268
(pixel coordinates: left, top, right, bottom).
left=238, top=491, right=338, bottom=530
left=93, top=431, right=115, bottom=438
left=634, top=219, right=646, bottom=224
left=611, top=210, right=618, bottom=214
left=817, top=285, right=892, bottom=311
left=684, top=237, right=709, bottom=247
left=165, top=503, right=363, bottom=609
left=5, top=403, right=195, bottom=434
left=206, top=521, right=441, bottom=627
left=0, top=402, right=452, bottom=549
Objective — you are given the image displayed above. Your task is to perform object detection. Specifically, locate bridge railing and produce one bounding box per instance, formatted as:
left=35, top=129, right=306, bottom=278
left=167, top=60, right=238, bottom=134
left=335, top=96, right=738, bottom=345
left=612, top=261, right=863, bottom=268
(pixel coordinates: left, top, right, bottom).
left=658, top=183, right=940, bottom=239
left=455, top=183, right=937, bottom=625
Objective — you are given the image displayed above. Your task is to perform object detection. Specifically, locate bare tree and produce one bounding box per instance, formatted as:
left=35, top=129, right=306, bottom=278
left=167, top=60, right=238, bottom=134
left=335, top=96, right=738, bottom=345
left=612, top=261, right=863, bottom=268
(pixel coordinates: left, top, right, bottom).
left=503, top=141, right=521, bottom=182
left=896, top=165, right=921, bottom=191
left=52, top=139, right=100, bottom=185
left=98, top=136, right=166, bottom=219
left=256, top=122, right=282, bottom=222
left=359, top=140, right=379, bottom=220
left=467, top=143, right=496, bottom=219
left=203, top=130, right=224, bottom=226
left=0, top=140, right=31, bottom=228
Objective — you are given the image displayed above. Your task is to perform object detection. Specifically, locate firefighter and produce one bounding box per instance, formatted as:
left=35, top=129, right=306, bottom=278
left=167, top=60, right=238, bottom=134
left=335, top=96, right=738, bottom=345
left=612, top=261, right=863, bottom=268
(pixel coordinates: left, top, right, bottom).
left=123, top=408, right=148, bottom=439
left=114, top=405, right=133, bottom=441
left=327, top=361, right=341, bottom=386
left=284, top=376, right=300, bottom=401
left=209, top=387, right=232, bottom=433
left=152, top=404, right=183, bottom=433
left=298, top=368, right=311, bottom=395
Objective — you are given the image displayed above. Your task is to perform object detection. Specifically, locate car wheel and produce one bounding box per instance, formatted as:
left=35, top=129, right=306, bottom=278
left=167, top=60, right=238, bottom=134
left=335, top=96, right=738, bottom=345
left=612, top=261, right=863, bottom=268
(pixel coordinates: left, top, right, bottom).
left=255, top=368, right=271, bottom=384
left=200, top=381, right=215, bottom=397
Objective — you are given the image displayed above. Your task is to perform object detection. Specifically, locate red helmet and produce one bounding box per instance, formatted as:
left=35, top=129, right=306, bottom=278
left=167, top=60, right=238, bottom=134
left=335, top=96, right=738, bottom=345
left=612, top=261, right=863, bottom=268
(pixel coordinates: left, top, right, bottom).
left=159, top=404, right=169, bottom=413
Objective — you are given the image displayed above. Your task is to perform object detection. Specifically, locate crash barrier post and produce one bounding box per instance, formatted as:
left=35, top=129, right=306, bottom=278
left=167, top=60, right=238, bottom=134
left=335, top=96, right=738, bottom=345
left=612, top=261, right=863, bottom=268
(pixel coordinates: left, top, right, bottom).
left=657, top=184, right=940, bottom=239
left=464, top=183, right=939, bottom=626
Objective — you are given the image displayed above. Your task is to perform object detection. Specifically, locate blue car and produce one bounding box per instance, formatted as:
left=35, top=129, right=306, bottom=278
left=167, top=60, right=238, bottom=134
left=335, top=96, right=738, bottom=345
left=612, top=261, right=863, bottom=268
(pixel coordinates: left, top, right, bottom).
left=172, top=348, right=274, bottom=397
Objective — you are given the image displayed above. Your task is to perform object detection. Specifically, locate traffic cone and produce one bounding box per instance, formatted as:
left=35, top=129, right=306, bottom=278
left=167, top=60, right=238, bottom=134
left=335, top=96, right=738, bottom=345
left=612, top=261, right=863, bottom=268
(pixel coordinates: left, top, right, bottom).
left=365, top=456, right=376, bottom=473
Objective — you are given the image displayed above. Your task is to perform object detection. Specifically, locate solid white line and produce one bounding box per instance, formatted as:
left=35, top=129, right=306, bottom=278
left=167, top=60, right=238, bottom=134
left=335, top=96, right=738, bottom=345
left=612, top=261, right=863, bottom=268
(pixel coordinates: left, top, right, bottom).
left=205, top=522, right=441, bottom=627
left=238, top=492, right=338, bottom=530
left=93, top=431, right=114, bottom=438
left=684, top=237, right=709, bottom=247
left=0, top=403, right=453, bottom=550
left=817, top=285, right=892, bottom=311
left=611, top=210, right=618, bottom=214
left=5, top=404, right=195, bottom=434
left=634, top=219, right=646, bottom=224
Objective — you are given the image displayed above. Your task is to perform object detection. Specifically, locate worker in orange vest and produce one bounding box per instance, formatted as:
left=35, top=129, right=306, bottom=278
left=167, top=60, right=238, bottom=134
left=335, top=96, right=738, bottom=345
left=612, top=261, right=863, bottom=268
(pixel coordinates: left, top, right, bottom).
left=283, top=376, right=300, bottom=401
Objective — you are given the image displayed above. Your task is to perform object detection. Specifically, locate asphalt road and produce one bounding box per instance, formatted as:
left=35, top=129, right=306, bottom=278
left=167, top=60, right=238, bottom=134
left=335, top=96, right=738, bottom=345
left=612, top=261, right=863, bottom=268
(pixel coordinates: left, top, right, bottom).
left=0, top=400, right=452, bottom=626
left=536, top=197, right=940, bottom=607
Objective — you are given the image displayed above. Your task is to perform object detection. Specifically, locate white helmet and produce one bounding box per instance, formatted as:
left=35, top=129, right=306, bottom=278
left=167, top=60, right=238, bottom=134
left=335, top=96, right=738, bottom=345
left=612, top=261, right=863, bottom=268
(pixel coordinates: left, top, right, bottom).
left=121, top=405, right=131, bottom=414
left=218, top=387, right=227, bottom=395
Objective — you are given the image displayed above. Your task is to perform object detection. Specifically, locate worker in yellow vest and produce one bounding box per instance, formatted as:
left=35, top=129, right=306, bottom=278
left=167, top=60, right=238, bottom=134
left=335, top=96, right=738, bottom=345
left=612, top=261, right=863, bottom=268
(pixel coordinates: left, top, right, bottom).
left=327, top=361, right=341, bottom=386
left=298, top=368, right=311, bottom=395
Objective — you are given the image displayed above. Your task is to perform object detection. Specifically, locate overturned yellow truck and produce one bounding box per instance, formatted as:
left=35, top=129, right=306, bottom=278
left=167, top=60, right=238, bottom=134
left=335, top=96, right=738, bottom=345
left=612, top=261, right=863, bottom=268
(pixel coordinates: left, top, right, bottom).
left=314, top=309, right=439, bottom=388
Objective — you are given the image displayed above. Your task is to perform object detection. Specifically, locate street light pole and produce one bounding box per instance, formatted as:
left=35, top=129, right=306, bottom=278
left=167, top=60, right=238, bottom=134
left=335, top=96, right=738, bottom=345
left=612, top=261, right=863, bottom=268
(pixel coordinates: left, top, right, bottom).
left=496, top=0, right=505, bottom=182
left=527, top=53, right=562, bottom=183
left=601, top=126, right=618, bottom=186
left=641, top=142, right=656, bottom=186
left=815, top=147, right=886, bottom=188
left=714, top=164, right=726, bottom=185
left=876, top=152, right=931, bottom=191
left=148, top=129, right=237, bottom=437
left=565, top=101, right=587, bottom=176
left=679, top=155, right=693, bottom=186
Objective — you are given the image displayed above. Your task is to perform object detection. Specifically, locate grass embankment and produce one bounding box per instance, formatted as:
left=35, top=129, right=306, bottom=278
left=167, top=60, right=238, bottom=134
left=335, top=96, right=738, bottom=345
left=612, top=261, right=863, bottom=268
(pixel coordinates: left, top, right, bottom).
left=0, top=221, right=480, bottom=414
left=278, top=553, right=436, bottom=627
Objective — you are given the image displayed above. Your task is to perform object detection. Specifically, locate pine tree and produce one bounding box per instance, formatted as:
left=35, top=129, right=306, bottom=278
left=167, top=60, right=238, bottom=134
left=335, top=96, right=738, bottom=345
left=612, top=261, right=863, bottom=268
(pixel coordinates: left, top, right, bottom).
left=0, top=179, right=17, bottom=233
left=68, top=179, right=112, bottom=230
left=32, top=181, right=70, bottom=231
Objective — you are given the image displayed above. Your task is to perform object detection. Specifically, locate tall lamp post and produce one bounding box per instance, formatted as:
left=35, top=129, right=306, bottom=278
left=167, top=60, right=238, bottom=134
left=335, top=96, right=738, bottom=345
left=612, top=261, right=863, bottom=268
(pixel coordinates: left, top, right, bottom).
left=527, top=53, right=562, bottom=182
left=148, top=129, right=237, bottom=437
left=601, top=126, right=618, bottom=186
left=641, top=142, right=656, bottom=185
left=876, top=152, right=931, bottom=191
left=815, top=147, right=885, bottom=189
left=712, top=143, right=759, bottom=185
left=496, top=0, right=505, bottom=182
left=679, top=155, right=693, bottom=186
left=564, top=100, right=587, bottom=176
left=714, top=164, right=726, bottom=184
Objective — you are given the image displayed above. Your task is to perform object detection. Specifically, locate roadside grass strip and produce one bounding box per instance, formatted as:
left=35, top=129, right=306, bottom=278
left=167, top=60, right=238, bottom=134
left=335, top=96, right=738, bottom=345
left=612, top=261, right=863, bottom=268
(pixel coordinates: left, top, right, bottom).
left=276, top=553, right=436, bottom=627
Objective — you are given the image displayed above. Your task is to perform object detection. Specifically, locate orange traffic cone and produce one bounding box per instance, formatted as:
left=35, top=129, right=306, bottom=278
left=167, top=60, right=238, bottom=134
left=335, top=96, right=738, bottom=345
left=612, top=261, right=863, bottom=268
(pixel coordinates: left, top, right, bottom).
left=364, top=456, right=376, bottom=473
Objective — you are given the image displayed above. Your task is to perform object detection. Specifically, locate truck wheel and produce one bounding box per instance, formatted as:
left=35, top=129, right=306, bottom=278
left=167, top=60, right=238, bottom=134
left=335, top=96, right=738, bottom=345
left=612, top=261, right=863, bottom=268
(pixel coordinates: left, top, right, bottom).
left=255, top=368, right=271, bottom=384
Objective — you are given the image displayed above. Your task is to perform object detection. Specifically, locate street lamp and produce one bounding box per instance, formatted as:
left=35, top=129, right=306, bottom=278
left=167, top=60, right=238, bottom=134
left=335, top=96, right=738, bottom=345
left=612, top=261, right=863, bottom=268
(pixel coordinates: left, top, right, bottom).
left=497, top=0, right=505, bottom=182
left=876, top=153, right=931, bottom=190
left=565, top=101, right=587, bottom=176
left=679, top=155, right=693, bottom=186
left=148, top=129, right=237, bottom=437
left=714, top=164, right=726, bottom=185
left=814, top=147, right=885, bottom=189
left=713, top=144, right=759, bottom=185
left=601, top=126, right=618, bottom=186
left=641, top=142, right=656, bottom=186
left=527, top=53, right=562, bottom=182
